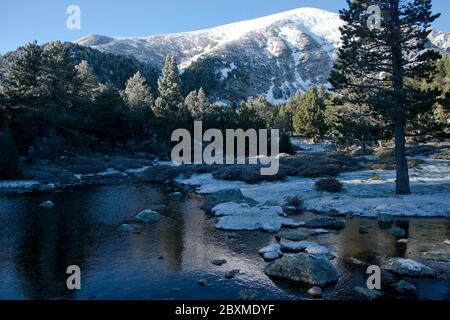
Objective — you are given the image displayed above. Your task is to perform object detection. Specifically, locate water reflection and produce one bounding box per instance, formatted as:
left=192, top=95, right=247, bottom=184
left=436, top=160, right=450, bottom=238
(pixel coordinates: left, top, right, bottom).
left=0, top=184, right=449, bottom=300
left=14, top=205, right=87, bottom=299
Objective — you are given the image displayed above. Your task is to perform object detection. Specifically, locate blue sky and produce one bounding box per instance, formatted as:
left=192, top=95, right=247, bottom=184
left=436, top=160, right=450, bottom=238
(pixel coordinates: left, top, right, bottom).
left=0, top=0, right=449, bottom=54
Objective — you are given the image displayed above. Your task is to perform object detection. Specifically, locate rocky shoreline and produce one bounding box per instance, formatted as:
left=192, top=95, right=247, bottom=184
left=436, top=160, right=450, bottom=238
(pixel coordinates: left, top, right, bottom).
left=0, top=149, right=361, bottom=194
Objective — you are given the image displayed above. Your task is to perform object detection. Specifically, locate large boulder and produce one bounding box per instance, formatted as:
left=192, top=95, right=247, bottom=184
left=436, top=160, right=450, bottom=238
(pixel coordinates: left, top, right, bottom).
left=201, top=189, right=258, bottom=213
left=304, top=217, right=345, bottom=230
left=383, top=258, right=437, bottom=278
left=264, top=253, right=339, bottom=287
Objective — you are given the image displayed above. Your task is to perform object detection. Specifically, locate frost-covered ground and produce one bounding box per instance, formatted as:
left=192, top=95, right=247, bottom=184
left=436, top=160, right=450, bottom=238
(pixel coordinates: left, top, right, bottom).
left=0, top=180, right=41, bottom=190
left=177, top=157, right=450, bottom=218
left=290, top=137, right=336, bottom=153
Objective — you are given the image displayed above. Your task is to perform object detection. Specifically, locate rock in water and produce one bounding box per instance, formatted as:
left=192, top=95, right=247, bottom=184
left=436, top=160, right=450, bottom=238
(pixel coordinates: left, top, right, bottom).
left=264, top=253, right=339, bottom=287
left=359, top=225, right=370, bottom=234
left=201, top=189, right=257, bottom=213
left=444, top=239, right=450, bottom=246
left=118, top=224, right=141, bottom=233
left=279, top=231, right=309, bottom=241
left=307, top=286, right=322, bottom=298
left=422, top=251, right=450, bottom=262
left=354, top=287, right=383, bottom=300
left=309, top=228, right=334, bottom=235
left=239, top=290, right=257, bottom=300
left=168, top=192, right=183, bottom=200
left=211, top=259, right=227, bottom=266
left=133, top=209, right=164, bottom=224
left=39, top=200, right=55, bottom=208
left=383, top=258, right=437, bottom=278
left=377, top=214, right=393, bottom=229
left=388, top=227, right=407, bottom=238
left=327, top=209, right=346, bottom=217
left=347, top=257, right=369, bottom=267
left=224, top=269, right=240, bottom=279
left=279, top=240, right=330, bottom=256
left=304, top=217, right=345, bottom=230
left=262, top=251, right=283, bottom=261
left=258, top=244, right=283, bottom=261
left=394, top=280, right=417, bottom=296
left=198, top=279, right=208, bottom=286
left=213, top=202, right=301, bottom=232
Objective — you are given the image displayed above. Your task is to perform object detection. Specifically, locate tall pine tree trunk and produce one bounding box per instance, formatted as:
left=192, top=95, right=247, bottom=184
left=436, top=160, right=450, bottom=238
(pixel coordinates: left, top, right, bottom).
left=390, top=0, right=411, bottom=195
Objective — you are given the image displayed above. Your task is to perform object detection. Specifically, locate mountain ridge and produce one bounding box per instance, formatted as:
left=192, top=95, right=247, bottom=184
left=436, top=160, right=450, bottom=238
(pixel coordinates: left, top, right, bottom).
left=73, top=7, right=449, bottom=103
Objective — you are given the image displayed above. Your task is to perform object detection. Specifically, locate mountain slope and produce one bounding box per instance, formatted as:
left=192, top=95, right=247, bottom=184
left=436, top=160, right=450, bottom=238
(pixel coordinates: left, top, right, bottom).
left=72, top=7, right=449, bottom=103
left=0, top=43, right=159, bottom=93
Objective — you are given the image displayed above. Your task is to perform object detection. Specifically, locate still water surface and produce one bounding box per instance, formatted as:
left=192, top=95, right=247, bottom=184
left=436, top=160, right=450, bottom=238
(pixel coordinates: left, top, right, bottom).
left=0, top=184, right=449, bottom=300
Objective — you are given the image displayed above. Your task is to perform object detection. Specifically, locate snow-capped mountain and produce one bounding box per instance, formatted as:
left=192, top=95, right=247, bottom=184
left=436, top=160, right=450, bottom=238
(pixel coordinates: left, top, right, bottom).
left=75, top=7, right=449, bottom=103
left=428, top=29, right=450, bottom=52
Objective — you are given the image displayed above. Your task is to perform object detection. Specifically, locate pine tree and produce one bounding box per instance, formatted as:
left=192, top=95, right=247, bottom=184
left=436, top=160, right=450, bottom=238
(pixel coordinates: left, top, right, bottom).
left=90, top=84, right=126, bottom=146
left=122, top=72, right=154, bottom=141
left=75, top=60, right=99, bottom=94
left=330, top=0, right=441, bottom=195
left=153, top=55, right=184, bottom=118
left=432, top=54, right=450, bottom=133
left=122, top=71, right=153, bottom=110
left=242, top=96, right=276, bottom=128
left=275, top=93, right=301, bottom=136
left=237, top=100, right=266, bottom=130
left=292, top=87, right=328, bottom=142
left=153, top=55, right=190, bottom=138
left=41, top=41, right=78, bottom=110
left=74, top=60, right=101, bottom=113
left=326, top=102, right=385, bottom=153
left=184, top=87, right=209, bottom=120
left=39, top=41, right=80, bottom=158
left=272, top=103, right=294, bottom=136
left=2, top=41, right=45, bottom=162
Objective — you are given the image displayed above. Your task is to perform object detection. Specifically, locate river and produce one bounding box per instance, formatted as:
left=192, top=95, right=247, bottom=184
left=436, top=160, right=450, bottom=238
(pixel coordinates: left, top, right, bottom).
left=0, top=183, right=449, bottom=300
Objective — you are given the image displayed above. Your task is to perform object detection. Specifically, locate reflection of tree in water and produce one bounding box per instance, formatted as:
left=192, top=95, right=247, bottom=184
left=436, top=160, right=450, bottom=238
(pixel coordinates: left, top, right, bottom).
left=158, top=203, right=185, bottom=274
left=336, top=219, right=397, bottom=266
left=393, top=220, right=410, bottom=257
left=14, top=198, right=89, bottom=299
